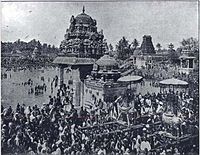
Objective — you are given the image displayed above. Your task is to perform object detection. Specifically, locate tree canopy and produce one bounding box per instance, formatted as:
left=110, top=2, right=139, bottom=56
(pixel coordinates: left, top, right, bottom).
left=132, top=39, right=139, bottom=49
left=116, top=37, right=131, bottom=60
left=180, top=37, right=199, bottom=53
left=156, top=43, right=162, bottom=50
left=1, top=39, right=59, bottom=54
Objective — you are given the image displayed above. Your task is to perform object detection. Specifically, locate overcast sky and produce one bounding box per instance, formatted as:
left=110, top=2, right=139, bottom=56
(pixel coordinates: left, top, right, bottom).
left=2, top=1, right=198, bottom=49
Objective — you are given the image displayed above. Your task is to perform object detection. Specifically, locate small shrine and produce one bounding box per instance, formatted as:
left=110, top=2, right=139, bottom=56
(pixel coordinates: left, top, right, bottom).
left=84, top=52, right=127, bottom=109
left=130, top=35, right=156, bottom=69
left=130, top=53, right=153, bottom=69
left=179, top=53, right=196, bottom=74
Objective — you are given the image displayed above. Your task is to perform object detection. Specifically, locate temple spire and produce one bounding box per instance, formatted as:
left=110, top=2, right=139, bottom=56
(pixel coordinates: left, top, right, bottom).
left=83, top=6, right=85, bottom=13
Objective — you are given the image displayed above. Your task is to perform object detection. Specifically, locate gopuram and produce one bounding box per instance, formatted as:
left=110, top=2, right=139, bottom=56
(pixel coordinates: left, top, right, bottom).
left=140, top=35, right=155, bottom=54
left=60, top=6, right=107, bottom=59
left=53, top=7, right=107, bottom=107
left=131, top=35, right=156, bottom=69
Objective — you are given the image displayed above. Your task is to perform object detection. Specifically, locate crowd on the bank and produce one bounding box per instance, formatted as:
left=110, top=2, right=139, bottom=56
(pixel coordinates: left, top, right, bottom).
left=132, top=64, right=177, bottom=80
left=20, top=78, right=47, bottom=95
left=13, top=75, right=58, bottom=96
left=133, top=63, right=199, bottom=99
left=1, top=83, right=199, bottom=155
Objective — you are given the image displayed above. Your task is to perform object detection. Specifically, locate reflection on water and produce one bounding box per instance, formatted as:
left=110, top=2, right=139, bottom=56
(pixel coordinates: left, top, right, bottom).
left=1, top=67, right=60, bottom=108
left=1, top=67, right=160, bottom=109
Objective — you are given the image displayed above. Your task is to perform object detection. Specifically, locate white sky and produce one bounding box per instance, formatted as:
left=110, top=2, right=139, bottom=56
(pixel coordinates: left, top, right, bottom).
left=1, top=1, right=198, bottom=49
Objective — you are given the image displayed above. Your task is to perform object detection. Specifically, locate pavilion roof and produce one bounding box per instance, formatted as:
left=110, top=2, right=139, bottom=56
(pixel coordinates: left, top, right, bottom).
left=53, top=56, right=95, bottom=65
left=118, top=75, right=143, bottom=82
left=96, top=53, right=118, bottom=67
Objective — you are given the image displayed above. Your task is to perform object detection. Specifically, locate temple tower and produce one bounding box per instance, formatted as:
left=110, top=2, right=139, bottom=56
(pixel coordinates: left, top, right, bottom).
left=60, top=6, right=107, bottom=59
left=140, top=35, right=155, bottom=54
left=54, top=7, right=108, bottom=107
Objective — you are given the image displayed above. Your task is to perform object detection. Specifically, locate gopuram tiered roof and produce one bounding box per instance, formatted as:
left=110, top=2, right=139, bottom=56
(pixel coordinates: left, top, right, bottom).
left=140, top=35, right=155, bottom=55
left=60, top=6, right=107, bottom=59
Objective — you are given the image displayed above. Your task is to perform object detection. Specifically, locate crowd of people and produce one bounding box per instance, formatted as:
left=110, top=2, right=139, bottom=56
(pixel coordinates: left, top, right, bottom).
left=1, top=61, right=199, bottom=154
left=133, top=63, right=199, bottom=108
left=19, top=75, right=59, bottom=96
left=1, top=81, right=199, bottom=155
left=20, top=78, right=48, bottom=96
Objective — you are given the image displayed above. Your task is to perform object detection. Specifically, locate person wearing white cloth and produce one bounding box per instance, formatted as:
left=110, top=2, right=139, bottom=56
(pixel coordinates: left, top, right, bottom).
left=156, top=101, right=163, bottom=113
left=51, top=147, right=61, bottom=155
left=134, top=135, right=141, bottom=152
left=140, top=139, right=151, bottom=152
left=97, top=147, right=106, bottom=155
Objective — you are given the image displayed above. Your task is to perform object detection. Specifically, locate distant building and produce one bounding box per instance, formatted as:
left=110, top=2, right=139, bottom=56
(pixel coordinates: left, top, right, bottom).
left=178, top=50, right=198, bottom=74
left=60, top=6, right=107, bottom=59
left=140, top=35, right=155, bottom=54
left=130, top=35, right=168, bottom=69
left=130, top=56, right=151, bottom=69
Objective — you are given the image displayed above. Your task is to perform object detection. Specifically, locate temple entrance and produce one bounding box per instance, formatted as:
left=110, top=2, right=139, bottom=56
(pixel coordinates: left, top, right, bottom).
left=53, top=57, right=94, bottom=107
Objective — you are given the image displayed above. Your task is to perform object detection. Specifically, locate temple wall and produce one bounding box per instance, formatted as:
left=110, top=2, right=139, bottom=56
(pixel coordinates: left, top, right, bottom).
left=83, top=82, right=104, bottom=109
left=84, top=79, right=127, bottom=109
left=60, top=67, right=81, bottom=106
left=72, top=69, right=81, bottom=106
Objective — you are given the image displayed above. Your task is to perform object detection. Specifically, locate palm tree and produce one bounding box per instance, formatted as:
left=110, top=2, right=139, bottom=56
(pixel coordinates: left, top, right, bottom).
left=181, top=37, right=199, bottom=52
left=116, top=37, right=130, bottom=60
left=108, top=44, right=114, bottom=56
left=131, top=39, right=139, bottom=55
left=167, top=43, right=179, bottom=63
left=168, top=43, right=174, bottom=50
left=132, top=39, right=139, bottom=49
left=109, top=44, right=113, bottom=51
left=156, top=43, right=162, bottom=51
left=181, top=39, right=188, bottom=47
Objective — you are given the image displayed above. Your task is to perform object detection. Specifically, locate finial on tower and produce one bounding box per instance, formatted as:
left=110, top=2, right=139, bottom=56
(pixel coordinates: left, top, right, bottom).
left=83, top=6, right=85, bottom=13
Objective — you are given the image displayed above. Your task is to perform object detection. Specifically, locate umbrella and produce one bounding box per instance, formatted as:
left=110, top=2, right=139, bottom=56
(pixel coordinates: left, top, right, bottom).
left=159, top=78, right=188, bottom=86
left=117, top=76, right=143, bottom=122
left=160, top=78, right=188, bottom=114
